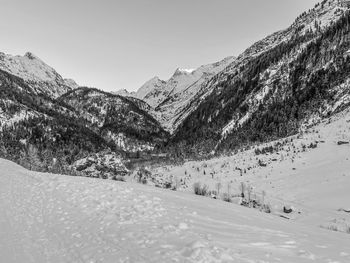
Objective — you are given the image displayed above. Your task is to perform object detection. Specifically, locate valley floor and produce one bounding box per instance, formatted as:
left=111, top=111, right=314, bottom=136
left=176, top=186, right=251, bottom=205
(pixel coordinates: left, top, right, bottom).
left=0, top=157, right=350, bottom=262
left=152, top=110, right=350, bottom=234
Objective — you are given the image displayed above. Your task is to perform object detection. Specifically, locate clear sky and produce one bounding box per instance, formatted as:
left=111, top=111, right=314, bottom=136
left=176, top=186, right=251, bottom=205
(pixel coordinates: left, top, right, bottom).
left=1, top=0, right=319, bottom=92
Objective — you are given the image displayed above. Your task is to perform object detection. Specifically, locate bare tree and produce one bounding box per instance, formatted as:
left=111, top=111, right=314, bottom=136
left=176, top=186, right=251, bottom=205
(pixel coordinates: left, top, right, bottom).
left=239, top=182, right=246, bottom=198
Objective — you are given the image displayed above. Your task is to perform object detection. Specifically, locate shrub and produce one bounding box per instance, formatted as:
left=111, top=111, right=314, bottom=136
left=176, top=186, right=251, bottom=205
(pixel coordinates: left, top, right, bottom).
left=100, top=173, right=108, bottom=179
left=141, top=177, right=147, bottom=184
left=262, top=204, right=271, bottom=213
left=164, top=181, right=172, bottom=189
left=222, top=193, right=232, bottom=202
left=193, top=182, right=209, bottom=196
left=327, top=225, right=339, bottom=232
left=113, top=176, right=126, bottom=182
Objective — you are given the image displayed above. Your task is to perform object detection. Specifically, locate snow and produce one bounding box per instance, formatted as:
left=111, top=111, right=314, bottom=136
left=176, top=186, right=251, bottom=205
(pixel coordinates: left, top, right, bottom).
left=0, top=52, right=60, bottom=83
left=0, top=157, right=349, bottom=262
left=114, top=56, right=236, bottom=133
left=296, top=0, right=348, bottom=35
left=151, top=56, right=236, bottom=132
left=106, top=131, right=155, bottom=152
left=0, top=100, right=47, bottom=130
left=152, top=109, right=350, bottom=236
left=116, top=0, right=348, bottom=135
left=176, top=68, right=195, bottom=74
left=222, top=112, right=251, bottom=137
left=216, top=0, right=350, bottom=134
left=220, top=35, right=320, bottom=140
left=63, top=78, right=79, bottom=89
left=0, top=51, right=77, bottom=97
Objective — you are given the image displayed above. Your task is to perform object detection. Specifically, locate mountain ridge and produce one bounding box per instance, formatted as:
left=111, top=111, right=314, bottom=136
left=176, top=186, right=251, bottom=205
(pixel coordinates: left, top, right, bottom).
left=167, top=0, right=350, bottom=156
left=0, top=51, right=78, bottom=98
left=115, top=56, right=236, bottom=132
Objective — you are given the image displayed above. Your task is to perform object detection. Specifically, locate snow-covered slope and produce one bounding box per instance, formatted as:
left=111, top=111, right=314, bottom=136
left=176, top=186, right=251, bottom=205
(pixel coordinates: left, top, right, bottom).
left=0, top=52, right=77, bottom=98
left=116, top=56, right=236, bottom=132
left=63, top=78, right=79, bottom=89
left=134, top=77, right=166, bottom=107
left=0, top=157, right=349, bottom=262
left=217, top=0, right=350, bottom=137
left=170, top=0, right=350, bottom=154
left=152, top=108, right=350, bottom=236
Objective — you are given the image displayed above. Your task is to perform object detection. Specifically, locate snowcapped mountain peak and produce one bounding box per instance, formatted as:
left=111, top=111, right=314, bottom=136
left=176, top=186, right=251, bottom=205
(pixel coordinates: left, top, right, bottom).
left=174, top=68, right=195, bottom=75
left=0, top=51, right=59, bottom=82
left=112, top=76, right=165, bottom=104
left=0, top=51, right=78, bottom=97
left=113, top=88, right=136, bottom=97
left=135, top=77, right=167, bottom=106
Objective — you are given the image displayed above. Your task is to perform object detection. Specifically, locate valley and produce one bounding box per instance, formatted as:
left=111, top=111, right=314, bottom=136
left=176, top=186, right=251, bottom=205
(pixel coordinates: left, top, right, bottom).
left=1, top=0, right=350, bottom=262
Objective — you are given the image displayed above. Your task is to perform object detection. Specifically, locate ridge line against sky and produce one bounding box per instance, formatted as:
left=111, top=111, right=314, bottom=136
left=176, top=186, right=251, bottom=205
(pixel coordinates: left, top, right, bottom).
left=1, top=0, right=319, bottom=92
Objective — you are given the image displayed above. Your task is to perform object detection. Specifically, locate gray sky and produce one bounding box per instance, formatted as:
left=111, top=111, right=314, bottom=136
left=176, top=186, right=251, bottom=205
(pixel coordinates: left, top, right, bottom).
left=1, top=0, right=319, bottom=92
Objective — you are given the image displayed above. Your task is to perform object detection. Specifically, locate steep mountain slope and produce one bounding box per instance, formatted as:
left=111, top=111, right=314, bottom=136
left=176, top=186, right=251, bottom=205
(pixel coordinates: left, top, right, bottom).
left=133, top=76, right=167, bottom=107
left=0, top=52, right=76, bottom=98
left=0, top=54, right=168, bottom=175
left=116, top=56, right=236, bottom=132
left=171, top=0, right=350, bottom=156
left=0, top=68, right=110, bottom=173
left=59, top=87, right=168, bottom=152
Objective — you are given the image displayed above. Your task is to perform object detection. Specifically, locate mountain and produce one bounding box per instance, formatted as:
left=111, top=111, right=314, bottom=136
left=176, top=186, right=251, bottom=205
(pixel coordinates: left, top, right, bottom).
left=132, top=76, right=166, bottom=107
left=0, top=52, right=77, bottom=98
left=0, top=68, right=110, bottom=173
left=58, top=87, right=168, bottom=152
left=2, top=0, right=350, bottom=172
left=115, top=56, right=236, bottom=132
left=2, top=2, right=350, bottom=261
left=0, top=53, right=168, bottom=176
left=170, top=0, right=350, bottom=156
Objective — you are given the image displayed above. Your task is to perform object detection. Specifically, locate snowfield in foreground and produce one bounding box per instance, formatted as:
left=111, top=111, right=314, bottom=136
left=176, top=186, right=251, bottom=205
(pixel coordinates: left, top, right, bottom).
left=0, top=159, right=349, bottom=263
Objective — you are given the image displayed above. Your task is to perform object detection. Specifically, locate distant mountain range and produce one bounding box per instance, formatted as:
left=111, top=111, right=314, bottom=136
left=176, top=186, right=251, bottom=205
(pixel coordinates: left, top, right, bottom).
left=114, top=56, right=236, bottom=132
left=1, top=0, right=350, bottom=175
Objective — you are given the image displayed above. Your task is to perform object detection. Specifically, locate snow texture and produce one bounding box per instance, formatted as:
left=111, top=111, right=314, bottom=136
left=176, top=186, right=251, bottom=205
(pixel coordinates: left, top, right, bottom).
left=1, top=115, right=350, bottom=263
